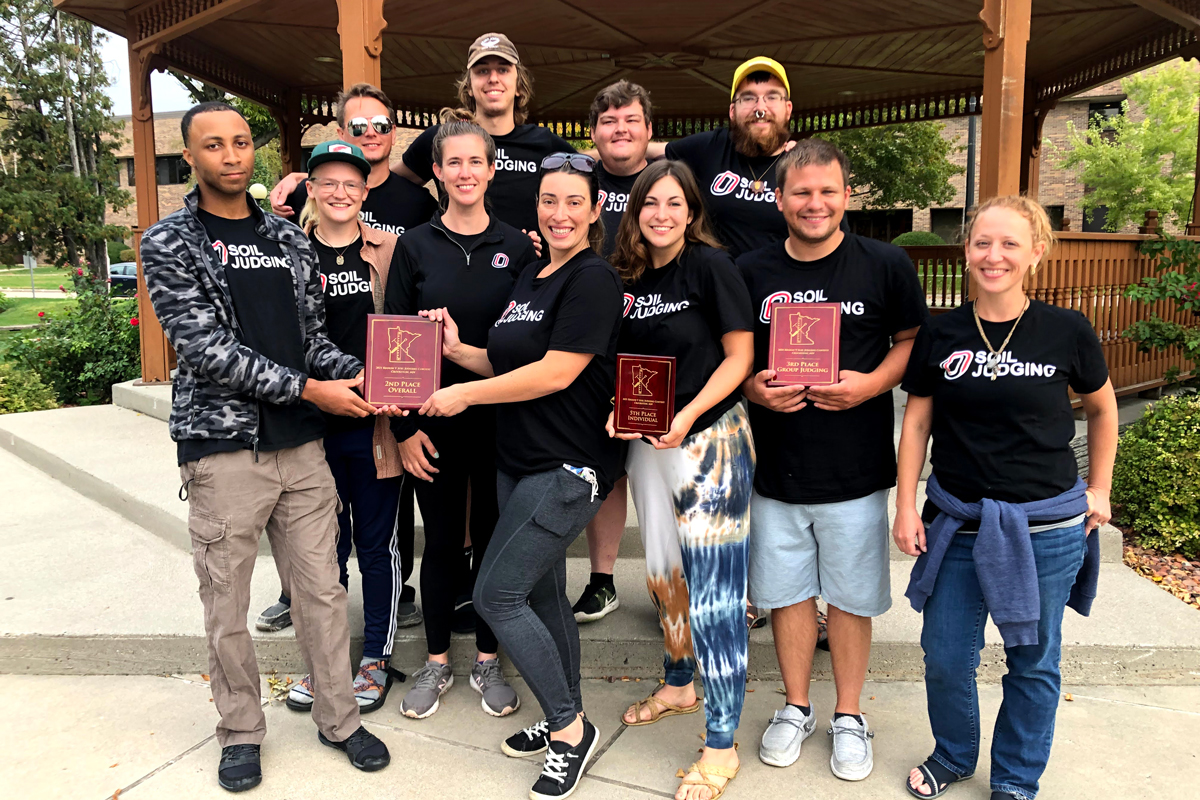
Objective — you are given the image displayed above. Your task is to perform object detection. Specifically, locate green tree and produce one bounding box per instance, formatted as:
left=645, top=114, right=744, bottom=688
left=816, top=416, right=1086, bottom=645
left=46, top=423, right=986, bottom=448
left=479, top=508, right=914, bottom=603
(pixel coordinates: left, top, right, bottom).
left=1056, top=59, right=1198, bottom=231
left=0, top=1, right=130, bottom=274
left=823, top=121, right=963, bottom=209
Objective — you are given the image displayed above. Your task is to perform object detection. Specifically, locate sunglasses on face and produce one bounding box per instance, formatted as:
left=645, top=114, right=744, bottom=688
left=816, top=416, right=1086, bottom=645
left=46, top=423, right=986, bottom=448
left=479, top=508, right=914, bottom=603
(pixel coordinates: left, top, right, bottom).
left=346, top=115, right=394, bottom=137
left=540, top=152, right=596, bottom=173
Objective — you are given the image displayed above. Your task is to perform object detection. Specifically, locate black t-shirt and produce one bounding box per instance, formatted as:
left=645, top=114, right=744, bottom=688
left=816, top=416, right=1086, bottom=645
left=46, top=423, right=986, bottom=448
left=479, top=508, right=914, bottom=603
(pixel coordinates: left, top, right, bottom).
left=737, top=233, right=929, bottom=503
left=486, top=248, right=623, bottom=494
left=618, top=244, right=753, bottom=436
left=285, top=171, right=437, bottom=237
left=665, top=129, right=788, bottom=259
left=902, top=300, right=1108, bottom=508
left=311, top=231, right=375, bottom=434
left=596, top=164, right=643, bottom=258
left=403, top=123, right=575, bottom=235
left=181, top=209, right=326, bottom=463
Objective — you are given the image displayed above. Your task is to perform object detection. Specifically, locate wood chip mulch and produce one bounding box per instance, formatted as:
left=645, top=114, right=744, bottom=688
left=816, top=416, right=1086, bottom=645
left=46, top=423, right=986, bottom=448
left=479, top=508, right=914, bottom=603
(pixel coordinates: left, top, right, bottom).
left=1122, top=530, right=1200, bottom=611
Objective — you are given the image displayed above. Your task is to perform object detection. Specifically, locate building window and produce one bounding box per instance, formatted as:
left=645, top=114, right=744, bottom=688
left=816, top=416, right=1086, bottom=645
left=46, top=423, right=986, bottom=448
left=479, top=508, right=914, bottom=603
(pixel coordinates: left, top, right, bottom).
left=845, top=209, right=913, bottom=242
left=155, top=155, right=191, bottom=185
left=1088, top=101, right=1122, bottom=142
left=1082, top=205, right=1110, bottom=233
left=126, top=158, right=135, bottom=187
left=929, top=208, right=965, bottom=244
left=1044, top=205, right=1065, bottom=232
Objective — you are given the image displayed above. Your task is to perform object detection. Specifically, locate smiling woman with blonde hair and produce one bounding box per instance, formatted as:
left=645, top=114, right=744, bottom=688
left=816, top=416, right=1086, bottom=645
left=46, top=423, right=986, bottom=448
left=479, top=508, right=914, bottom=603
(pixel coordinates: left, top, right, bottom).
left=894, top=195, right=1118, bottom=800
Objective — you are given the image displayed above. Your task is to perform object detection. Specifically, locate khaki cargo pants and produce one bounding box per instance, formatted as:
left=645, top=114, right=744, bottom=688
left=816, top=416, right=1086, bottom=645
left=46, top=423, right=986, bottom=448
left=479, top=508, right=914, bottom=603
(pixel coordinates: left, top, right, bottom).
left=180, top=440, right=361, bottom=747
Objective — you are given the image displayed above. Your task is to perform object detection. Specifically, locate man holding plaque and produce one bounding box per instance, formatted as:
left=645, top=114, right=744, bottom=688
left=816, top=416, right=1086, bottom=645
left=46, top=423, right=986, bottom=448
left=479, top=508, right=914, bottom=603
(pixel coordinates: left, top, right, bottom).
left=736, top=139, right=928, bottom=780
left=141, top=102, right=394, bottom=792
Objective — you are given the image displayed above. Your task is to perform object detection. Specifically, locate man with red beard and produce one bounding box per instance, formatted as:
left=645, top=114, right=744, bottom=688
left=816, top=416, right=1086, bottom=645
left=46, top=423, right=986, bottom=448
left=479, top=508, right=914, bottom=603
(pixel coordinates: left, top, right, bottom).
left=646, top=57, right=792, bottom=258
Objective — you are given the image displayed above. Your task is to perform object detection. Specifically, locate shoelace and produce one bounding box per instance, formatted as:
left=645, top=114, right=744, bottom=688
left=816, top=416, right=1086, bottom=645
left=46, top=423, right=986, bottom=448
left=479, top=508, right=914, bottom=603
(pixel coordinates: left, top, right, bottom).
left=412, top=663, right=448, bottom=691
left=769, top=710, right=810, bottom=732
left=474, top=660, right=504, bottom=690
left=522, top=719, right=551, bottom=741
left=540, top=749, right=576, bottom=785
left=828, top=720, right=874, bottom=758
left=220, top=744, right=258, bottom=765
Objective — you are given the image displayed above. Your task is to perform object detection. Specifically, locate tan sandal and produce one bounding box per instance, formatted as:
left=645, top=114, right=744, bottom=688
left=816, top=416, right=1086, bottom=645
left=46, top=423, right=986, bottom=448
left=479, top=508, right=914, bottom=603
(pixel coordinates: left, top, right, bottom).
left=622, top=691, right=701, bottom=726
left=675, top=754, right=740, bottom=800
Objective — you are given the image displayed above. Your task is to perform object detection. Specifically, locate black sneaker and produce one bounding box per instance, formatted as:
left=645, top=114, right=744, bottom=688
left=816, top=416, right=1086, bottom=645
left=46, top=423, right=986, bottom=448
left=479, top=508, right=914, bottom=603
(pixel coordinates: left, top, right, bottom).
left=317, top=726, right=390, bottom=771
left=395, top=600, right=423, bottom=629
left=572, top=583, right=619, bottom=623
left=217, top=743, right=261, bottom=792
left=255, top=600, right=292, bottom=632
left=530, top=718, right=600, bottom=800
left=501, top=718, right=550, bottom=758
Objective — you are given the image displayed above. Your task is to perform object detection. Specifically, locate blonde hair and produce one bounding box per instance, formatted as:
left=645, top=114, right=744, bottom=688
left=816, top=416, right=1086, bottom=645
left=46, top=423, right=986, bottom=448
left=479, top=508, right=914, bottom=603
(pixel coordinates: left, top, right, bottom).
left=298, top=195, right=319, bottom=231
left=966, top=195, right=1056, bottom=269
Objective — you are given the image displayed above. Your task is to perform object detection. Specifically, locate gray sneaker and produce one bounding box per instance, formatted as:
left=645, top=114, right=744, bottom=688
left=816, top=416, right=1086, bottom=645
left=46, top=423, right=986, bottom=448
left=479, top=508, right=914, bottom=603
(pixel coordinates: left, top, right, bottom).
left=400, top=661, right=453, bottom=719
left=470, top=658, right=520, bottom=717
left=759, top=705, right=816, bottom=767
left=255, top=600, right=292, bottom=632
left=828, top=715, right=874, bottom=781
left=396, top=600, right=423, bottom=629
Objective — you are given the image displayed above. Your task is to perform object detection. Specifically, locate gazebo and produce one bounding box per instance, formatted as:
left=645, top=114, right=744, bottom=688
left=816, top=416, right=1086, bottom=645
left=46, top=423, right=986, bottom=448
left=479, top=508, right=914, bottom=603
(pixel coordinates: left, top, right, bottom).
left=54, top=0, right=1200, bottom=387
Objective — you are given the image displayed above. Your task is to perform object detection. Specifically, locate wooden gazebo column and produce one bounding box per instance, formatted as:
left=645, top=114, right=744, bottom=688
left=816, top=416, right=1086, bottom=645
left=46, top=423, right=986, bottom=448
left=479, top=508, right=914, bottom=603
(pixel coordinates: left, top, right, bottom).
left=1189, top=73, right=1200, bottom=235
left=128, top=40, right=173, bottom=384
left=978, top=0, right=1032, bottom=201
left=335, top=0, right=386, bottom=89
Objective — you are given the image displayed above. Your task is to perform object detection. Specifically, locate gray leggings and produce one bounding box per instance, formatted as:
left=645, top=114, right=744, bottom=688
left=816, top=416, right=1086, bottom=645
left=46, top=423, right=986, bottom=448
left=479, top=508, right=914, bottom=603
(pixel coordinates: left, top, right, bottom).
left=474, top=466, right=602, bottom=731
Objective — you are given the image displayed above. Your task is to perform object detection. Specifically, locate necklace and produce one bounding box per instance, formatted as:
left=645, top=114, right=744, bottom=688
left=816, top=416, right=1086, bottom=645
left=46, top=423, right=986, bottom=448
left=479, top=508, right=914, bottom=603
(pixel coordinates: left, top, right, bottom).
left=747, top=151, right=784, bottom=195
left=314, top=229, right=359, bottom=266
left=972, top=298, right=1029, bottom=381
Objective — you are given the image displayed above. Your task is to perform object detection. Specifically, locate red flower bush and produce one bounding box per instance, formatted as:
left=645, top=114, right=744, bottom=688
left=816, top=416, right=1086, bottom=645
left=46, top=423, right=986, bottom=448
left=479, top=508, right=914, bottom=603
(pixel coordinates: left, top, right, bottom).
left=37, top=311, right=45, bottom=318
left=129, top=318, right=139, bottom=327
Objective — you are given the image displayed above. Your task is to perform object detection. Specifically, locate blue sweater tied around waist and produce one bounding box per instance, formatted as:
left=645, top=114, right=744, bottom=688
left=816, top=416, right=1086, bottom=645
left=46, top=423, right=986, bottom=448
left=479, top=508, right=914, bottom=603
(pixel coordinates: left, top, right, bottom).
left=905, top=474, right=1099, bottom=648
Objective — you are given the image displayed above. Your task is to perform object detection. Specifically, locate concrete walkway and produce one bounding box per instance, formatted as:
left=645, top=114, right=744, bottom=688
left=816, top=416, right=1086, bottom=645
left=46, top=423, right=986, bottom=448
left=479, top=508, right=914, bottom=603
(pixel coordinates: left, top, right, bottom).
left=5, top=673, right=1198, bottom=799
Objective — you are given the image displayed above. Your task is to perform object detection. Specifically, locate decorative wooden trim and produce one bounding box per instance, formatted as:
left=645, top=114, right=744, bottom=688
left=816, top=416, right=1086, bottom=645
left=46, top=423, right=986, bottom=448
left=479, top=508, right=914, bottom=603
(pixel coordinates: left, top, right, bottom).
left=129, top=0, right=266, bottom=51
left=159, top=38, right=287, bottom=109
left=1130, top=0, right=1200, bottom=33
left=1036, top=21, right=1198, bottom=102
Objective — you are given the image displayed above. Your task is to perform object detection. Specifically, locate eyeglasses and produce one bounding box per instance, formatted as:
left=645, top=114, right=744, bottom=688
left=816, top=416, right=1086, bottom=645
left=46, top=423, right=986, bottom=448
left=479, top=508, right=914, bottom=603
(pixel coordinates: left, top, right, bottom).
left=733, top=92, right=788, bottom=108
left=312, top=178, right=366, bottom=197
left=346, top=115, right=394, bottom=137
left=540, top=152, right=596, bottom=173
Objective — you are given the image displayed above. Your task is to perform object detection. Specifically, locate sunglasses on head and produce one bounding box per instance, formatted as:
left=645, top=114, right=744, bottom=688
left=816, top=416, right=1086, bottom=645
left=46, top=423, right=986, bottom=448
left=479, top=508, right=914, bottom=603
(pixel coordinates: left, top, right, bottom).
left=540, top=152, right=595, bottom=173
left=346, top=115, right=394, bottom=137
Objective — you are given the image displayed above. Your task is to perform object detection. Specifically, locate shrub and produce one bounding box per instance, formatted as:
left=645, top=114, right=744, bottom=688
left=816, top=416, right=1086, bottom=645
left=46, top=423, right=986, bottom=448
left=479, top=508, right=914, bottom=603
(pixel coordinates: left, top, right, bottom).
left=892, top=231, right=947, bottom=246
left=118, top=249, right=135, bottom=262
left=4, top=264, right=140, bottom=404
left=1112, top=393, right=1200, bottom=557
left=0, top=291, right=13, bottom=314
left=0, top=362, right=58, bottom=414
left=107, top=240, right=128, bottom=264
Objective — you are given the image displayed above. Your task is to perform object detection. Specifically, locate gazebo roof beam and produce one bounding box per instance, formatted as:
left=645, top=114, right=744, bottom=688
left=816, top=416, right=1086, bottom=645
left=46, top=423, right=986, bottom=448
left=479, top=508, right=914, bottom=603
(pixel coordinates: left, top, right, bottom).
left=1130, top=0, right=1200, bottom=33
left=546, top=0, right=643, bottom=45
left=129, top=0, right=268, bottom=51
left=679, top=0, right=792, bottom=45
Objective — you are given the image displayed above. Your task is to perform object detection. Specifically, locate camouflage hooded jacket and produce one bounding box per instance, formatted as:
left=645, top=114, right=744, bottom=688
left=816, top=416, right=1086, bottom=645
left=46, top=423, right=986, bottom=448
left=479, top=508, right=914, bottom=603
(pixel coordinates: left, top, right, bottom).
left=140, top=187, right=363, bottom=445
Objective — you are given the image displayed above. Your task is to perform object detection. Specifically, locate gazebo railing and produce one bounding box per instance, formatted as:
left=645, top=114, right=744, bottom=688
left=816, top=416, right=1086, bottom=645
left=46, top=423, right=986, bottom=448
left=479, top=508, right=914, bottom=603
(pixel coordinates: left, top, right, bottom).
left=902, top=245, right=969, bottom=311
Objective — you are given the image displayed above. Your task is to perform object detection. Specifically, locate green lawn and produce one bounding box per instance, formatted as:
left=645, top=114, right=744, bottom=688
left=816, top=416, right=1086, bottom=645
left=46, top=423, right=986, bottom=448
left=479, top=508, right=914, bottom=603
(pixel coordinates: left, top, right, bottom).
left=0, top=266, right=74, bottom=292
left=0, top=297, right=74, bottom=327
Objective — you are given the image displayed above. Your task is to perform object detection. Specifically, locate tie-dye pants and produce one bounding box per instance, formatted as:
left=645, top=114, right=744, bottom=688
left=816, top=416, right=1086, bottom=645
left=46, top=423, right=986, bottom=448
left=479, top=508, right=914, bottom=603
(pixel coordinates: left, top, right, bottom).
left=626, top=403, right=756, bottom=749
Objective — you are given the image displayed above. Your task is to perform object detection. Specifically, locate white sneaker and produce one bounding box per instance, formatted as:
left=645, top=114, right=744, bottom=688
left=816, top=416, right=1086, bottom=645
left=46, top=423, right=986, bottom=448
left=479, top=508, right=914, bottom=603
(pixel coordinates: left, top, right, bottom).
left=828, top=715, right=874, bottom=781
left=759, top=705, right=816, bottom=767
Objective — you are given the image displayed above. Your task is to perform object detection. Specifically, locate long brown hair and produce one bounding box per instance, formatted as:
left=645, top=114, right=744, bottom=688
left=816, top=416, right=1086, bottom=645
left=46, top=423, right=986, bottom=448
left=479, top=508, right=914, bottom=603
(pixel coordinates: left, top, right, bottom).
left=610, top=160, right=723, bottom=285
left=453, top=62, right=535, bottom=126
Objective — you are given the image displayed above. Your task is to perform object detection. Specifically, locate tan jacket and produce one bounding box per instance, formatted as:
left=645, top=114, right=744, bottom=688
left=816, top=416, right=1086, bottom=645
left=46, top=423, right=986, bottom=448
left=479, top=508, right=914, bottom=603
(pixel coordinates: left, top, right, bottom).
left=308, top=219, right=405, bottom=479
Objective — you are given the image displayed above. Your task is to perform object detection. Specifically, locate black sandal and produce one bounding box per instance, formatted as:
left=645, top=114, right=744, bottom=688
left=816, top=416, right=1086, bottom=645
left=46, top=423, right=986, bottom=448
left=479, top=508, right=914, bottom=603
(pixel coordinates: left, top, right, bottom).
left=747, top=605, right=768, bottom=630
left=905, top=758, right=969, bottom=799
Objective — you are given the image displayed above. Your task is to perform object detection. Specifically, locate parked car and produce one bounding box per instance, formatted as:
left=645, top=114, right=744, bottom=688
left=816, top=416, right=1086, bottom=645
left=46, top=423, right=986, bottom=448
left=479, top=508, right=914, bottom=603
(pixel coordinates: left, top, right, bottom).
left=109, top=262, right=138, bottom=296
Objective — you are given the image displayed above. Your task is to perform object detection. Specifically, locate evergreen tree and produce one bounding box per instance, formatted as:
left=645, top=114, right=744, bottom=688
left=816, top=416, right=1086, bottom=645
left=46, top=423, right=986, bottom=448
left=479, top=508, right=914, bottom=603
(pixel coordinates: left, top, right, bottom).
left=0, top=1, right=130, bottom=274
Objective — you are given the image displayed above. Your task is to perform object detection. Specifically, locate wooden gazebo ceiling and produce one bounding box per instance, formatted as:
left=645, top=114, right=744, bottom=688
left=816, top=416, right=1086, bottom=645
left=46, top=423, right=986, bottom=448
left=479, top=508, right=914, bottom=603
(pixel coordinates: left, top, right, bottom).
left=59, top=0, right=1200, bottom=133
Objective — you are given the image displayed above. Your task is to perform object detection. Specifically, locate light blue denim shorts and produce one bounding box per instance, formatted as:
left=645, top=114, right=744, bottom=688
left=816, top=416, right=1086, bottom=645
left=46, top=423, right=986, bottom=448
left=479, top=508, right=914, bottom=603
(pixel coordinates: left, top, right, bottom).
left=748, top=488, right=892, bottom=617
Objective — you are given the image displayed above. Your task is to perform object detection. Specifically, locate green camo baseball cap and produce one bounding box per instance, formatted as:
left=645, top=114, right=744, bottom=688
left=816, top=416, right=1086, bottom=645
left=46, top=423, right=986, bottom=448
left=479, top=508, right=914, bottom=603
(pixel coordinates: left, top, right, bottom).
left=307, top=140, right=370, bottom=179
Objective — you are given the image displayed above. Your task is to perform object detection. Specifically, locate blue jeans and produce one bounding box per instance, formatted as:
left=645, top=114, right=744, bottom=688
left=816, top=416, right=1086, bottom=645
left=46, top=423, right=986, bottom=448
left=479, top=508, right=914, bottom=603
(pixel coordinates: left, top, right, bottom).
left=921, top=522, right=1087, bottom=800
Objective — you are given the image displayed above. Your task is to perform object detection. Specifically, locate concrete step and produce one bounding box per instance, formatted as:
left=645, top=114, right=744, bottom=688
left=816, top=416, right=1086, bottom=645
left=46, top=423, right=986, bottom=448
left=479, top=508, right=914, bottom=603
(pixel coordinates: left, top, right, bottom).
left=6, top=393, right=1126, bottom=564
left=3, top=447, right=1197, bottom=683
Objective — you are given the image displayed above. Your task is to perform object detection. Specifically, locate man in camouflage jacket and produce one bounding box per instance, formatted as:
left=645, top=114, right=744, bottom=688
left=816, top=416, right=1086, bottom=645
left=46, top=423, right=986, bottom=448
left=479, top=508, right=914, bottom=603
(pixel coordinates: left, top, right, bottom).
left=140, top=101, right=392, bottom=793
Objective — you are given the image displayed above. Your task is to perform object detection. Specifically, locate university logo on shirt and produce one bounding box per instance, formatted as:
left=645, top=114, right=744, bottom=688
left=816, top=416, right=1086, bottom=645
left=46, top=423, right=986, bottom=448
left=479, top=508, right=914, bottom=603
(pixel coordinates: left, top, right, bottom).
left=494, top=299, right=545, bottom=325
left=492, top=253, right=510, bottom=269
left=622, top=293, right=635, bottom=317
left=359, top=210, right=406, bottom=236
left=711, top=171, right=776, bottom=203
left=942, top=349, right=1060, bottom=380
left=758, top=290, right=865, bottom=322
left=940, top=350, right=973, bottom=380
left=210, top=240, right=290, bottom=270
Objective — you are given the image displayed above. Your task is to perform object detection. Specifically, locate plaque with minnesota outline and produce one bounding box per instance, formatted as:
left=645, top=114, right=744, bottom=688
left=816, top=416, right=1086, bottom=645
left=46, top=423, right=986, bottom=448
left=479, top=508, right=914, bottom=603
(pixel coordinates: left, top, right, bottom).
left=364, top=314, right=442, bottom=408
left=767, top=302, right=840, bottom=387
left=614, top=354, right=676, bottom=436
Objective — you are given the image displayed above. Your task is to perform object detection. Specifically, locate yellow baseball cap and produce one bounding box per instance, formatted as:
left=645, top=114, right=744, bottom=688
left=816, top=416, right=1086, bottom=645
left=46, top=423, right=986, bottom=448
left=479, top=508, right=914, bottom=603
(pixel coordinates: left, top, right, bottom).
left=730, top=56, right=790, bottom=100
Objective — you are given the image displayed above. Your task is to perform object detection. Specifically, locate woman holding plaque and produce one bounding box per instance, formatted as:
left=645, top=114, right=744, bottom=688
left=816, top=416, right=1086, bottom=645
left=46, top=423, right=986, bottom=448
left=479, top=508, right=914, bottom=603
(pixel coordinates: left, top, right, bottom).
left=418, top=153, right=621, bottom=800
left=383, top=111, right=537, bottom=720
left=894, top=196, right=1117, bottom=800
left=607, top=159, right=756, bottom=800
left=282, top=140, right=407, bottom=715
